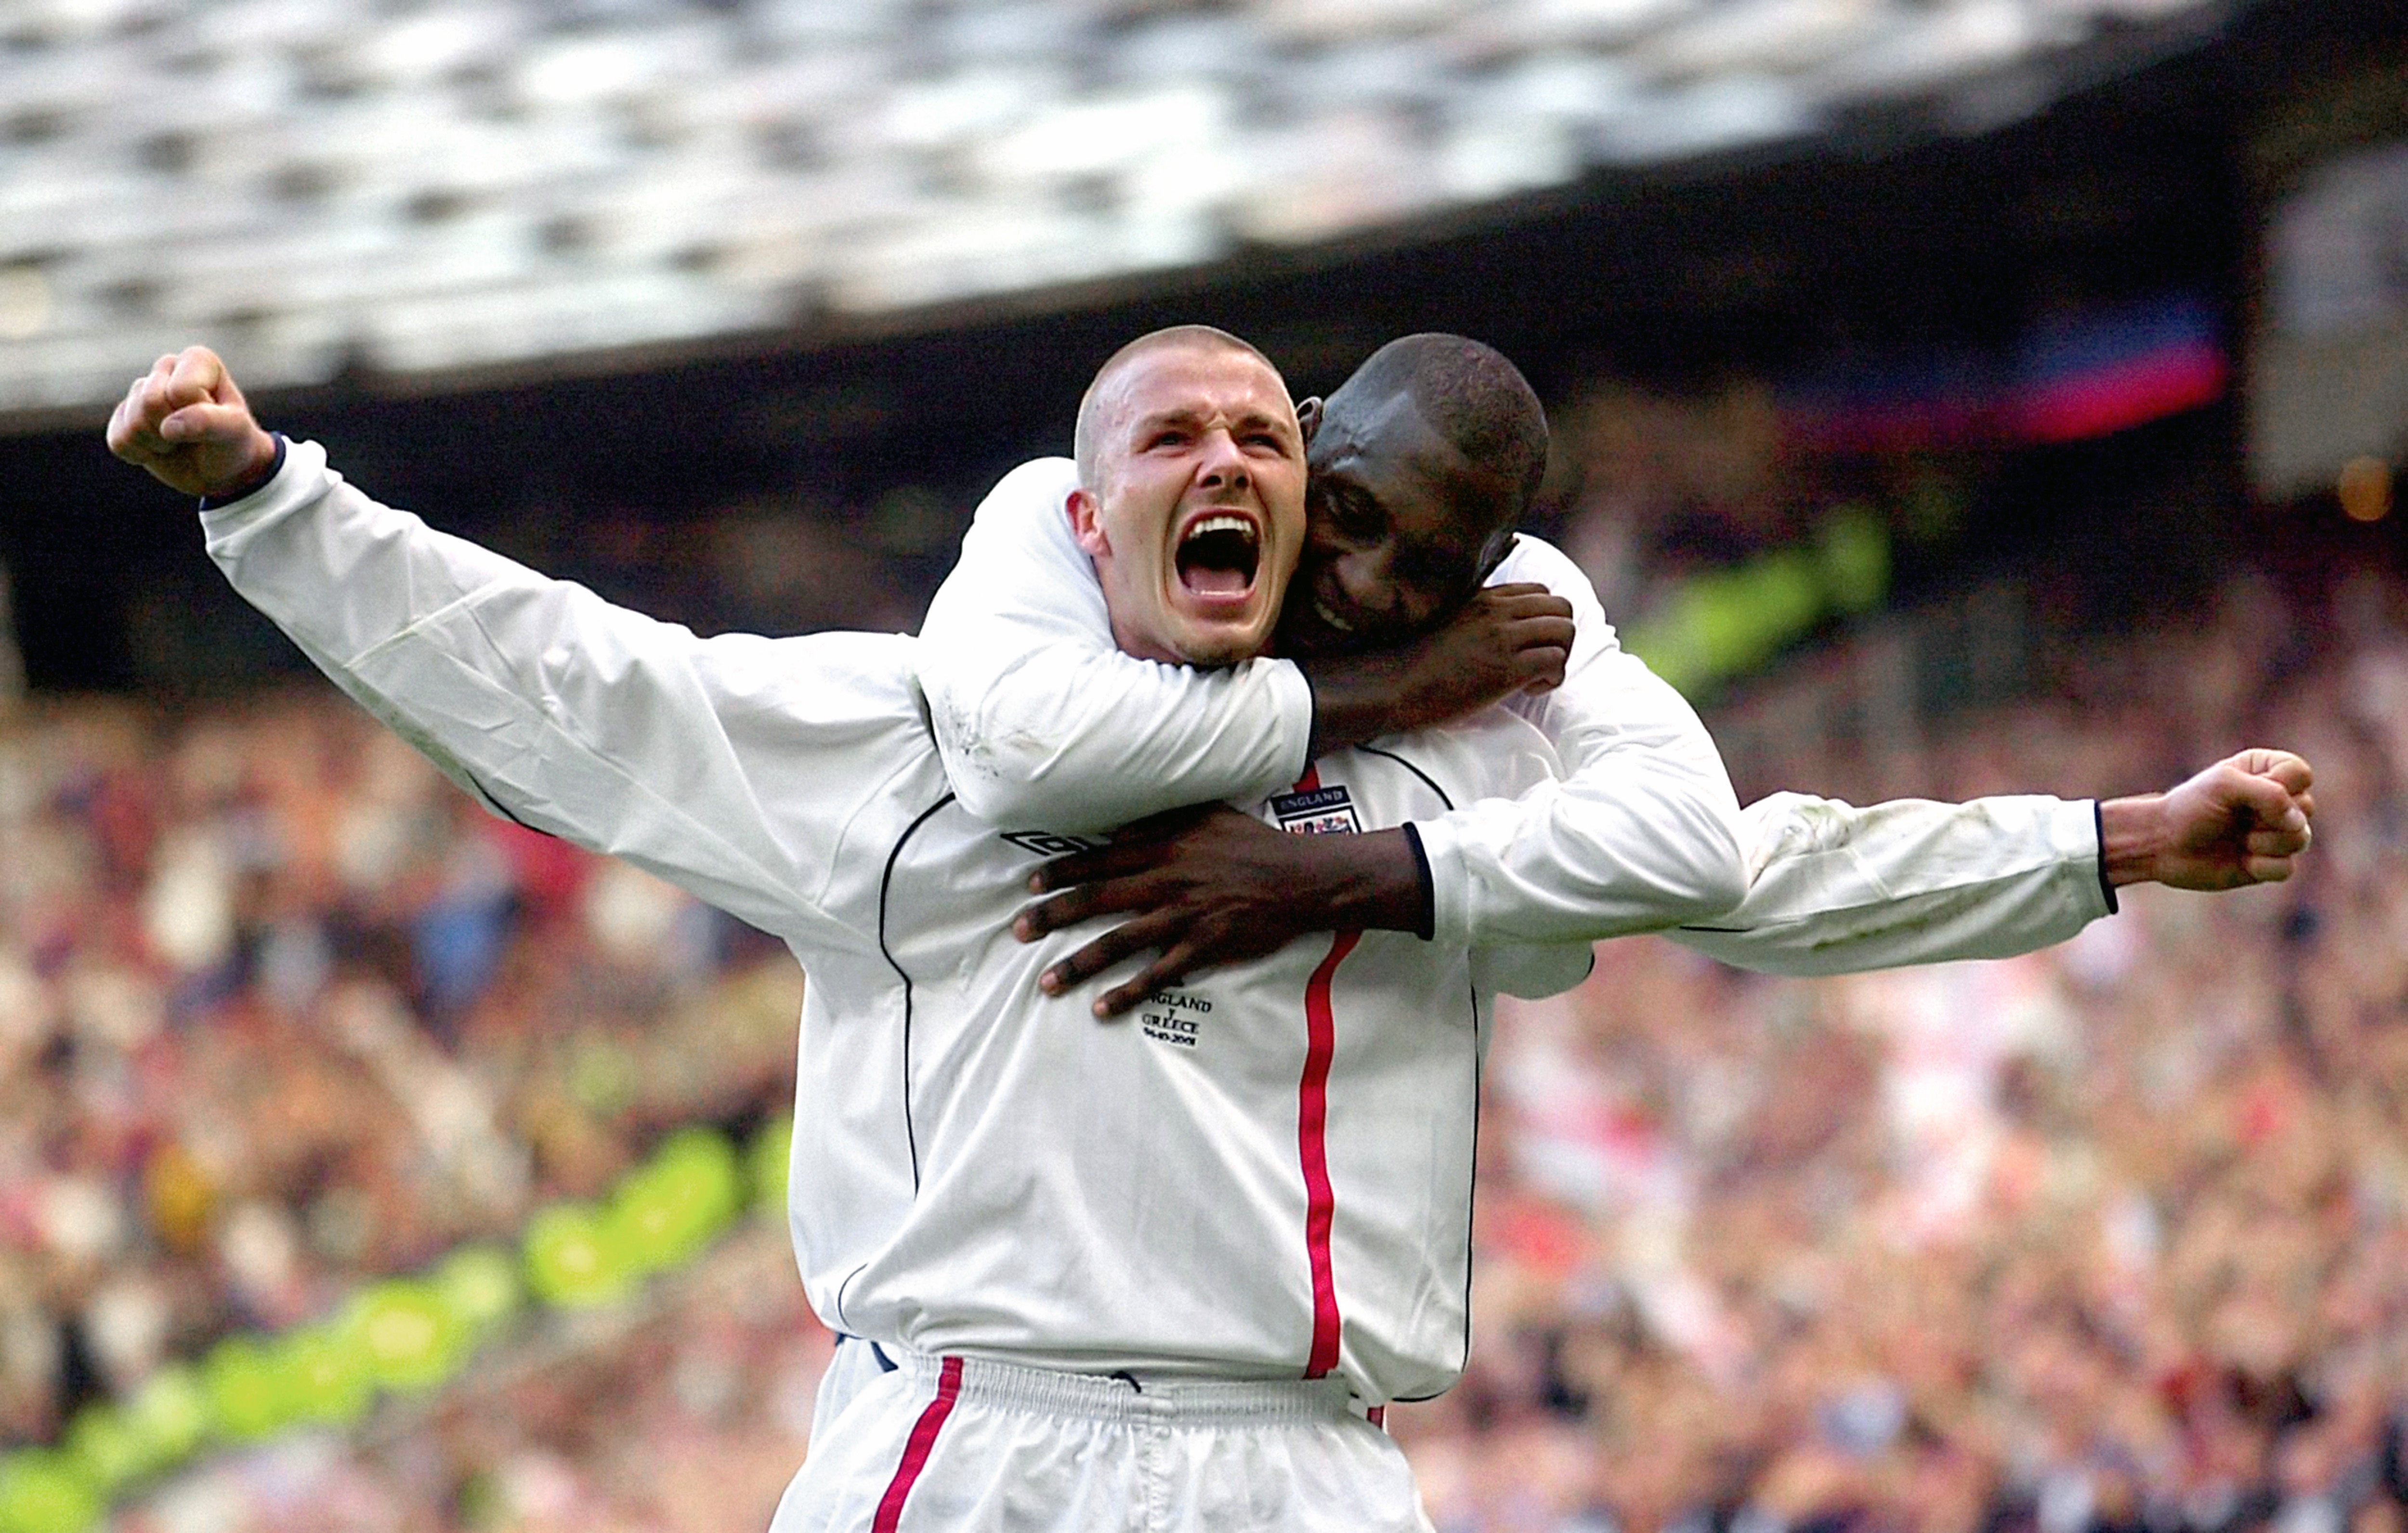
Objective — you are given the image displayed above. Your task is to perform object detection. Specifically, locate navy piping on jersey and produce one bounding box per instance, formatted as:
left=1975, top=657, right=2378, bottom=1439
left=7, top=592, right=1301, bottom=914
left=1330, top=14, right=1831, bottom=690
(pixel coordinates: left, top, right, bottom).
left=2093, top=799, right=2119, bottom=914
left=832, top=1335, right=900, bottom=1371
left=1416, top=972, right=1487, bottom=1400
left=1356, top=745, right=1448, bottom=813
left=1397, top=826, right=1437, bottom=942
left=833, top=1263, right=867, bottom=1334
left=460, top=771, right=543, bottom=834
left=1352, top=746, right=1483, bottom=1396
left=1389, top=959, right=1488, bottom=1405
left=836, top=1335, right=901, bottom=1373
left=877, top=794, right=957, bottom=1193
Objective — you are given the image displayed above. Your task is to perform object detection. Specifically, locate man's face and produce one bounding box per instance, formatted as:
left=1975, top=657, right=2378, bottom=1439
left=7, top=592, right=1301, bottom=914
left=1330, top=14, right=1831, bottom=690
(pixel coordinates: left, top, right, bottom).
left=1071, top=345, right=1307, bottom=666
left=1277, top=387, right=1515, bottom=658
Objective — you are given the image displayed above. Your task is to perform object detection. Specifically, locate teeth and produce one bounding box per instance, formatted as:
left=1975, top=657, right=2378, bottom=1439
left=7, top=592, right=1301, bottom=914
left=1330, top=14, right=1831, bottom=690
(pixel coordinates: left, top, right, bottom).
left=1185, top=515, right=1256, bottom=544
left=1313, top=599, right=1354, bottom=634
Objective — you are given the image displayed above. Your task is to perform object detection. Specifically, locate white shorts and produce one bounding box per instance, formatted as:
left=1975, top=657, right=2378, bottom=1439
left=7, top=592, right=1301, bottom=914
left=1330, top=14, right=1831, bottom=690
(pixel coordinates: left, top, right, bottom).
left=770, top=1348, right=1433, bottom=1533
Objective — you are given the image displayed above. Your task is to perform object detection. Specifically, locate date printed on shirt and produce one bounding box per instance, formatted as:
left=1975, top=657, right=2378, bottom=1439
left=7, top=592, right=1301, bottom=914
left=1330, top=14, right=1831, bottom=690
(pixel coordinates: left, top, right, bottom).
left=1139, top=988, right=1213, bottom=1049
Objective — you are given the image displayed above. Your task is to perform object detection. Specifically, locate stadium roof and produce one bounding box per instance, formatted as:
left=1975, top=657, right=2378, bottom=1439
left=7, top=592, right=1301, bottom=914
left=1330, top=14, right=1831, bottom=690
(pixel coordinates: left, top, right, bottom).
left=0, top=0, right=2233, bottom=417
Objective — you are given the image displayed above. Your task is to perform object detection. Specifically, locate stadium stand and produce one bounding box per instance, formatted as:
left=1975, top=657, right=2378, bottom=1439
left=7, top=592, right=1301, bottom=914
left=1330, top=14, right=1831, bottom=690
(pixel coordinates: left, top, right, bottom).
left=0, top=0, right=2229, bottom=412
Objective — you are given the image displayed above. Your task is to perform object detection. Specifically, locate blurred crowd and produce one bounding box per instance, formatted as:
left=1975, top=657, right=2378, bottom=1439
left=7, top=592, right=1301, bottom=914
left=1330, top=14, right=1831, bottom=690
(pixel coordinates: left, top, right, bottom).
left=8, top=535, right=2408, bottom=1533
left=0, top=691, right=798, bottom=1454
left=1399, top=560, right=2408, bottom=1533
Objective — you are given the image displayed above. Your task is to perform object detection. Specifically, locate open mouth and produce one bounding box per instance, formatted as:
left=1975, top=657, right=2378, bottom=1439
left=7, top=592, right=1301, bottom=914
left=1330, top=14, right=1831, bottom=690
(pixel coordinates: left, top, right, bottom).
left=1175, top=513, right=1261, bottom=602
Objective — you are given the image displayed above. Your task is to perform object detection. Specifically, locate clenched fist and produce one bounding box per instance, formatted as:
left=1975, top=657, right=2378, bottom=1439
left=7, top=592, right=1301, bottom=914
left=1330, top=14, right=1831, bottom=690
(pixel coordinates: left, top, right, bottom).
left=2103, top=748, right=2316, bottom=891
left=1299, top=582, right=1576, bottom=756
left=1406, top=582, right=1576, bottom=706
left=106, top=347, right=279, bottom=501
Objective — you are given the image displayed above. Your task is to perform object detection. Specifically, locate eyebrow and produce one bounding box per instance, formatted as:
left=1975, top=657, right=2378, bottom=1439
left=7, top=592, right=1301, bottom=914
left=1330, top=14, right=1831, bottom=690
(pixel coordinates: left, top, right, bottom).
left=1132, top=406, right=1296, bottom=439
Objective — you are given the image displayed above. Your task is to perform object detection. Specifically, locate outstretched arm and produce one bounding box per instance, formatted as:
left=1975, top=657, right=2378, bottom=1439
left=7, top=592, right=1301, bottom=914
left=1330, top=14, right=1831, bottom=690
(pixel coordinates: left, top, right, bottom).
left=915, top=458, right=1572, bottom=831
left=1379, top=537, right=2306, bottom=959
left=110, top=348, right=913, bottom=949
left=1669, top=751, right=2311, bottom=975
left=1015, top=753, right=2314, bottom=1010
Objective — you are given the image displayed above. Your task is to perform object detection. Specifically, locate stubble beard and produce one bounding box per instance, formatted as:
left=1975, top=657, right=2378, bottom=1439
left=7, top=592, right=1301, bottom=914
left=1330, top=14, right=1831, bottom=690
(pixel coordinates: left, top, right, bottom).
left=1167, top=613, right=1270, bottom=670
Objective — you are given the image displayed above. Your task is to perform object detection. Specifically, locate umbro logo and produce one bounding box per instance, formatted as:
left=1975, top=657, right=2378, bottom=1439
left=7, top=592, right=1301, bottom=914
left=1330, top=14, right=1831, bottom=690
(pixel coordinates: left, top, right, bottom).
left=1000, top=830, right=1102, bottom=858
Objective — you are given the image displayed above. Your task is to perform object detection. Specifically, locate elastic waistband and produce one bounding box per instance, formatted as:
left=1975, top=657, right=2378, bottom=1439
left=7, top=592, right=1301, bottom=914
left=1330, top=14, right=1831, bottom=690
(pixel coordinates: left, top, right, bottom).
left=889, top=1348, right=1361, bottom=1427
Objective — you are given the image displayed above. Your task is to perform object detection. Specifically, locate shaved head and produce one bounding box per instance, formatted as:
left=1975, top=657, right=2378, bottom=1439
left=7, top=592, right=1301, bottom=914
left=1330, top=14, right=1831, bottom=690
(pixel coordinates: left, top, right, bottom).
left=1061, top=323, right=1307, bottom=669
left=1074, top=325, right=1285, bottom=491
left=1276, top=333, right=1553, bottom=654
left=1326, top=333, right=1549, bottom=540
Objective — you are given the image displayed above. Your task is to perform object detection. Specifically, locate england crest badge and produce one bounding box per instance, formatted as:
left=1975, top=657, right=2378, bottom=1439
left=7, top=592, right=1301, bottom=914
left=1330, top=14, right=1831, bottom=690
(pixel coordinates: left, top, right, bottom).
left=1269, top=784, right=1361, bottom=836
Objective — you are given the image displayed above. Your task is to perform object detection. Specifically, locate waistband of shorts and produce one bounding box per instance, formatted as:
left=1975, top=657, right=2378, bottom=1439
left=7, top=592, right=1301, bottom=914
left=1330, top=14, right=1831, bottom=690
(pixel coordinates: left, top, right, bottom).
left=887, top=1348, right=1365, bottom=1427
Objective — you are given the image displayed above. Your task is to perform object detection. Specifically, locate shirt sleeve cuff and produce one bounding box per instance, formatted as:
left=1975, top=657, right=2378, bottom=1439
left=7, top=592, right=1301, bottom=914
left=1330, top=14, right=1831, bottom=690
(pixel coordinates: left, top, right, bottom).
left=2090, top=798, right=2119, bottom=916
left=197, top=438, right=335, bottom=557
left=196, top=432, right=288, bottom=510
left=1410, top=813, right=1473, bottom=946
left=1400, top=823, right=1436, bottom=941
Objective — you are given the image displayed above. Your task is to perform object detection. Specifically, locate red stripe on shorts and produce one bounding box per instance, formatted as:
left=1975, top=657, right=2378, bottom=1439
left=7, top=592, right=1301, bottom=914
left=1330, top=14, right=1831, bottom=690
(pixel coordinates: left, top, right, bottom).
left=870, top=1355, right=963, bottom=1533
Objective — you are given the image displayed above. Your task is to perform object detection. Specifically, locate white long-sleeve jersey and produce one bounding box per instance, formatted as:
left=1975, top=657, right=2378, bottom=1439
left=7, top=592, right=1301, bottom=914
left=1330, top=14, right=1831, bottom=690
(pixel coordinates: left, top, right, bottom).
left=199, top=441, right=1607, bottom=1404
left=916, top=458, right=2112, bottom=972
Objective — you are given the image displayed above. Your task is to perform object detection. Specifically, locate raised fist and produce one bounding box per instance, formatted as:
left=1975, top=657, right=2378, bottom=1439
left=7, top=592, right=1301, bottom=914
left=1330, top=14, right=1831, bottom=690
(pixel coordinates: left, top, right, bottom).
left=106, top=347, right=279, bottom=501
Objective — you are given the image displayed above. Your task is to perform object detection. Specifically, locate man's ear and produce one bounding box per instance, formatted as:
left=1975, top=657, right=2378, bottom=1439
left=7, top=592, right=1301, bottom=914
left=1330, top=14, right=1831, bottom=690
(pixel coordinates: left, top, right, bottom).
left=1475, top=524, right=1516, bottom=582
left=1066, top=489, right=1110, bottom=559
left=1294, top=397, right=1322, bottom=447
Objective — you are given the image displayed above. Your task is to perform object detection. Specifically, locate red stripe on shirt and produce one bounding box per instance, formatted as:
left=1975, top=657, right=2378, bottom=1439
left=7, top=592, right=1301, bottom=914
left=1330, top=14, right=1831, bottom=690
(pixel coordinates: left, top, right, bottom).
left=1300, top=925, right=1360, bottom=1378
left=1288, top=763, right=1354, bottom=1379
left=871, top=1355, right=963, bottom=1533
